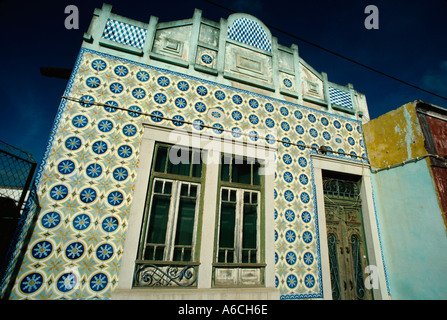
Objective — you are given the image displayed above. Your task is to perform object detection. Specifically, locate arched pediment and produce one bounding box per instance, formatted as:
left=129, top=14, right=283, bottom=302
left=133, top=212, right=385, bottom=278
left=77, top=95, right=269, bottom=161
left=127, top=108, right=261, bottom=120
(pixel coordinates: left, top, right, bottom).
left=227, top=13, right=272, bottom=52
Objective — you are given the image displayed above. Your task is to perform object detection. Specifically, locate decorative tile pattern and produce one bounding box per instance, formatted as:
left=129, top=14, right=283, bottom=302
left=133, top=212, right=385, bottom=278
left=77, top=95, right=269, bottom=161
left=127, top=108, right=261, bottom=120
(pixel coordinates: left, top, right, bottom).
left=196, top=47, right=217, bottom=69
left=227, top=17, right=272, bottom=52
left=9, top=48, right=367, bottom=300
left=329, top=86, right=353, bottom=109
left=102, top=19, right=147, bottom=50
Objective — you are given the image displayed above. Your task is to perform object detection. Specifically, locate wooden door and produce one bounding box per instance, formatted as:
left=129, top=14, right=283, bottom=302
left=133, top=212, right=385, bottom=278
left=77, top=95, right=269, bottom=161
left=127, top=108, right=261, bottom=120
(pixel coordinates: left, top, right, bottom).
left=323, top=174, right=372, bottom=300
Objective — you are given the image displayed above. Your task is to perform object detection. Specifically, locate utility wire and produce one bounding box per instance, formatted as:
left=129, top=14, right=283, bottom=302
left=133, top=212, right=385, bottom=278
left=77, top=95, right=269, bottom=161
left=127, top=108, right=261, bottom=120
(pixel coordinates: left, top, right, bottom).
left=204, top=0, right=447, bottom=102
left=62, top=95, right=369, bottom=161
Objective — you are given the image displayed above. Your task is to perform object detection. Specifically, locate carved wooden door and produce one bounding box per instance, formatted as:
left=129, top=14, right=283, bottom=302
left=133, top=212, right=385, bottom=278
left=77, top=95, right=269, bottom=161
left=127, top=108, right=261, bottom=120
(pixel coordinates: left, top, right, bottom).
left=323, top=175, right=372, bottom=300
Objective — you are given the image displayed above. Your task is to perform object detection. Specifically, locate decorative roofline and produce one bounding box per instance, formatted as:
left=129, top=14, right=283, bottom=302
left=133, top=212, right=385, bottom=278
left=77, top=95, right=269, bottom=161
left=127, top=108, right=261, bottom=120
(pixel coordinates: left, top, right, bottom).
left=81, top=3, right=370, bottom=123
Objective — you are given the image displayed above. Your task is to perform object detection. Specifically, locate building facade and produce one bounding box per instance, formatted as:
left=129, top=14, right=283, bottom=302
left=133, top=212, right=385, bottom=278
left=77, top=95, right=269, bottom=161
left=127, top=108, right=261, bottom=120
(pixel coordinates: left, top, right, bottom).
left=1, top=4, right=389, bottom=300
left=363, top=100, right=447, bottom=299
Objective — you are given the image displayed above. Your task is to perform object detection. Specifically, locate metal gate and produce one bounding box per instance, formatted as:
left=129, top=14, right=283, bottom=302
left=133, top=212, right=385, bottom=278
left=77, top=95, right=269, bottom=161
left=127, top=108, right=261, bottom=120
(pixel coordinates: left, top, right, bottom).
left=0, top=140, right=38, bottom=299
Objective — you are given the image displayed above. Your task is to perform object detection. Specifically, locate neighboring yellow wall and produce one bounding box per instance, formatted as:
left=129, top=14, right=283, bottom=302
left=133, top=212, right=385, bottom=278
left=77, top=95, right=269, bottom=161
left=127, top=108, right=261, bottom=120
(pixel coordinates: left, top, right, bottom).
left=363, top=102, right=427, bottom=169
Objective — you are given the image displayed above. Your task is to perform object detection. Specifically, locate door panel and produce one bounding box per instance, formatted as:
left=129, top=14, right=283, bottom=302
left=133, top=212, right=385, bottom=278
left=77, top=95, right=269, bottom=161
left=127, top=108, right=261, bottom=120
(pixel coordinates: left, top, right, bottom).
left=324, top=175, right=372, bottom=300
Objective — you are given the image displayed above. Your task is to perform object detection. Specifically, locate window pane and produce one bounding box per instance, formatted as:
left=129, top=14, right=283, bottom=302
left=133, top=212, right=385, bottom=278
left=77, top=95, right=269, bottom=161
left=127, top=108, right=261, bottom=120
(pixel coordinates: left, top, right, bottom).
left=154, top=246, right=165, bottom=260
left=143, top=245, right=166, bottom=261
left=180, top=183, right=189, bottom=197
left=219, top=202, right=236, bottom=249
left=242, top=250, right=249, bottom=263
left=154, top=146, right=168, bottom=173
left=252, top=192, right=258, bottom=204
left=174, top=197, right=197, bottom=246
left=174, top=247, right=192, bottom=262
left=230, top=190, right=236, bottom=202
left=250, top=250, right=256, bottom=263
left=154, top=180, right=163, bottom=193
left=173, top=247, right=182, bottom=261
left=244, top=191, right=250, bottom=204
left=221, top=155, right=231, bottom=181
left=167, top=147, right=191, bottom=176
left=218, top=250, right=225, bottom=263
left=218, top=248, right=234, bottom=263
left=144, top=245, right=155, bottom=260
left=190, top=185, right=197, bottom=198
left=146, top=195, right=170, bottom=245
left=191, top=150, right=202, bottom=178
left=253, top=161, right=261, bottom=185
left=164, top=181, right=172, bottom=195
left=232, top=159, right=251, bottom=184
left=242, top=204, right=257, bottom=250
left=242, top=249, right=257, bottom=263
left=184, top=247, right=192, bottom=261
left=222, top=188, right=228, bottom=201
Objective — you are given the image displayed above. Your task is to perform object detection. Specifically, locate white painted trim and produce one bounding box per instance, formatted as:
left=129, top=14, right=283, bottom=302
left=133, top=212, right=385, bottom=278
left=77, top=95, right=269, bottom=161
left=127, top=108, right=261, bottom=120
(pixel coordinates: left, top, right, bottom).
left=115, top=132, right=154, bottom=291
left=312, top=154, right=388, bottom=300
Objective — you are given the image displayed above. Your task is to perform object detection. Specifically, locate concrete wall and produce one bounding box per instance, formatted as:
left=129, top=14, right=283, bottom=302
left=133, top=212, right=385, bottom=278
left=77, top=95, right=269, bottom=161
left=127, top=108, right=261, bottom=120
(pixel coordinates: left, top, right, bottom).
left=364, top=100, right=447, bottom=299
left=371, top=160, right=447, bottom=299
left=363, top=102, right=426, bottom=169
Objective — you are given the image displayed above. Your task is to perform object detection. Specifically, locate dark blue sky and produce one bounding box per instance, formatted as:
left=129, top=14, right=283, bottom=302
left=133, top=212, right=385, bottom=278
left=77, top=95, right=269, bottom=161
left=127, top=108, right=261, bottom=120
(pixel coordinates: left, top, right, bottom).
left=1, top=0, right=446, bottom=166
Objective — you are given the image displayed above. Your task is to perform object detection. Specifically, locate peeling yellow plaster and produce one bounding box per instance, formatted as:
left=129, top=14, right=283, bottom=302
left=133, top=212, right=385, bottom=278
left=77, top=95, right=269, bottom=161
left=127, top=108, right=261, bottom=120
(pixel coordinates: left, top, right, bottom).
left=363, top=102, right=427, bottom=169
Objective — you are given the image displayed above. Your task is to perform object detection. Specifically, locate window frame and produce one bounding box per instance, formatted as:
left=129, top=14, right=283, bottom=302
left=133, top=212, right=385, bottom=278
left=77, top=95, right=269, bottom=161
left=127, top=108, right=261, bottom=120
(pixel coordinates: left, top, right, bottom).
left=136, top=143, right=204, bottom=264
left=216, top=186, right=261, bottom=264
left=114, top=123, right=277, bottom=295
left=214, top=154, right=265, bottom=268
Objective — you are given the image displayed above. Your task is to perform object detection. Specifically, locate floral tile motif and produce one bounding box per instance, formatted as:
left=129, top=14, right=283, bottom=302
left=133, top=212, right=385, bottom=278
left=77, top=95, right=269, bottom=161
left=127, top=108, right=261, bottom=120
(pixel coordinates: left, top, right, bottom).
left=10, top=48, right=367, bottom=300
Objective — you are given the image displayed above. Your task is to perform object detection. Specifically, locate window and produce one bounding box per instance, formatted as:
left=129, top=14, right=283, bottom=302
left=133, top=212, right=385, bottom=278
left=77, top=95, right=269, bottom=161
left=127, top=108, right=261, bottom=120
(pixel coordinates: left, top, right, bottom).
left=143, top=178, right=200, bottom=262
left=220, top=154, right=261, bottom=186
left=218, top=187, right=260, bottom=264
left=216, top=155, right=263, bottom=265
left=137, top=144, right=203, bottom=263
left=117, top=124, right=277, bottom=294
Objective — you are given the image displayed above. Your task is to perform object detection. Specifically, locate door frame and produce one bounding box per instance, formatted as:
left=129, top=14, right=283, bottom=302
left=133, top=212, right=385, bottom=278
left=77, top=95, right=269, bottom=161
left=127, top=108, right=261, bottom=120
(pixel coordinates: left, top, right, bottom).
left=312, top=154, right=389, bottom=300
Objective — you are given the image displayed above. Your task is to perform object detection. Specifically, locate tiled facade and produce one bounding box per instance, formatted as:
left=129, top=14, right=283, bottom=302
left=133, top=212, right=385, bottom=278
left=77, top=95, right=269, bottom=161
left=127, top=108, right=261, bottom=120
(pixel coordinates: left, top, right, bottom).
left=102, top=19, right=148, bottom=50
left=227, top=17, right=272, bottom=52
left=329, top=86, right=353, bottom=110
left=1, top=4, right=389, bottom=300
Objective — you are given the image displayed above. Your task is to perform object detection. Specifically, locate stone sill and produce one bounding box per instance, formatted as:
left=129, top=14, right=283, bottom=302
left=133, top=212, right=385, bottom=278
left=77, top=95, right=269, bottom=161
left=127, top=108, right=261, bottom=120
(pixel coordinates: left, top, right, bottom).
left=112, top=287, right=280, bottom=300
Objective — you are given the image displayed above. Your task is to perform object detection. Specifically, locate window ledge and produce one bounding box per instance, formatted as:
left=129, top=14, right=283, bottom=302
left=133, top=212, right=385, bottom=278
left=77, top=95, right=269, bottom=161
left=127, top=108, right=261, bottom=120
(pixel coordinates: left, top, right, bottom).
left=112, top=287, right=280, bottom=300
left=135, top=260, right=201, bottom=266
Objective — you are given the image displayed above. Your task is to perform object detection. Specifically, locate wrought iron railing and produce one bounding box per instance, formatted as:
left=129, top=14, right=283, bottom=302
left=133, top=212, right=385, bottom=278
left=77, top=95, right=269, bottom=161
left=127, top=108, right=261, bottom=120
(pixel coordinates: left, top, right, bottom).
left=327, top=233, right=341, bottom=300
left=323, top=177, right=361, bottom=202
left=134, top=261, right=199, bottom=287
left=351, top=235, right=366, bottom=299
